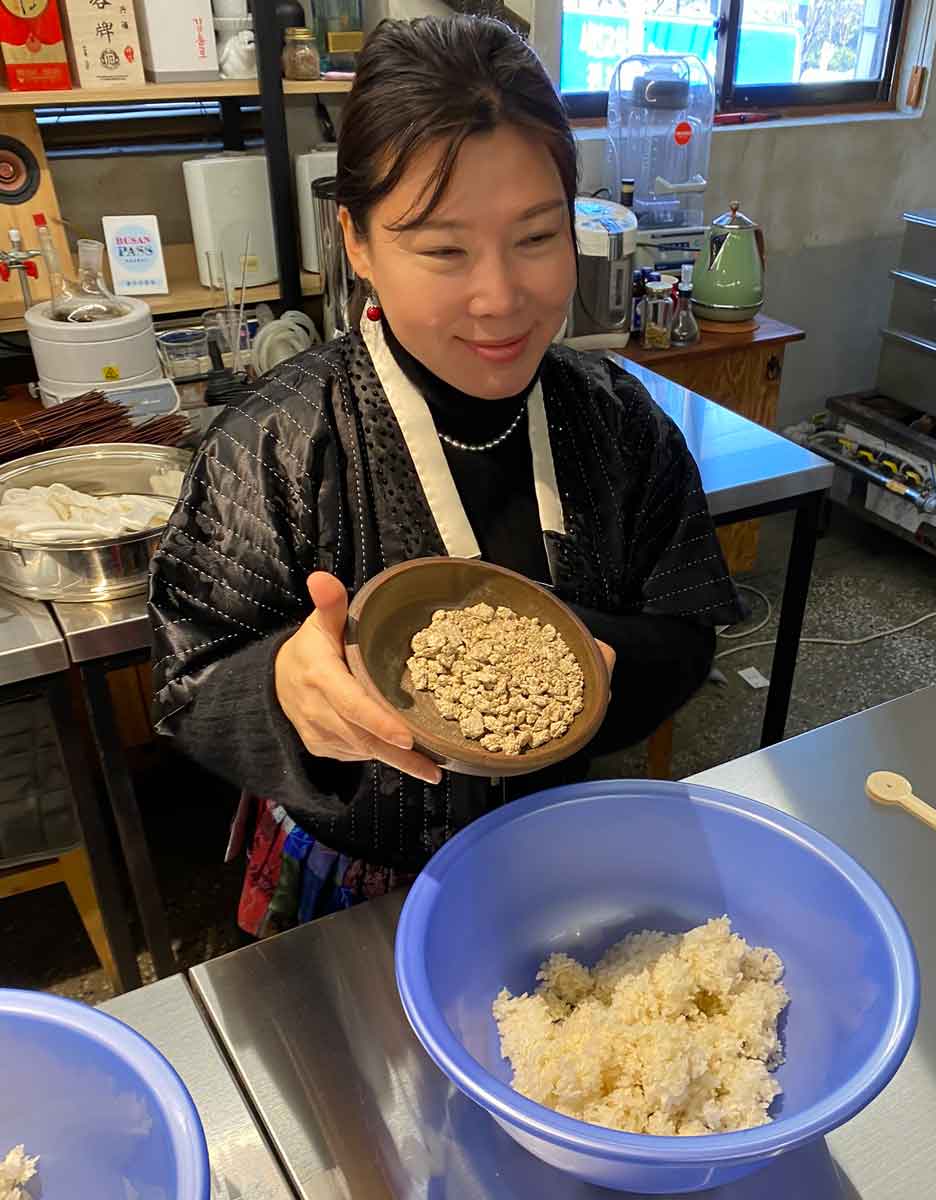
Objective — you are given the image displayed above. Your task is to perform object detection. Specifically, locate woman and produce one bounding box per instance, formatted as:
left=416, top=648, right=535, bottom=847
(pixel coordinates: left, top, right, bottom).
left=150, top=16, right=743, bottom=936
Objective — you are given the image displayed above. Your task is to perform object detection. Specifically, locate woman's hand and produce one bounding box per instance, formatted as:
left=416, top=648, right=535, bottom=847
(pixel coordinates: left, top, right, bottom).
left=275, top=571, right=442, bottom=785
left=596, top=639, right=616, bottom=681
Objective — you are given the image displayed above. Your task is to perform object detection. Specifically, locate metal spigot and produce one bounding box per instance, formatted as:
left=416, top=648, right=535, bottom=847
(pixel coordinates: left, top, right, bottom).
left=0, top=228, right=42, bottom=310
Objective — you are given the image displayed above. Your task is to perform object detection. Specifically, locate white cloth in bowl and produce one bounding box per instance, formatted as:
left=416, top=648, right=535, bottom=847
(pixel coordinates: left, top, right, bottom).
left=0, top=483, right=176, bottom=543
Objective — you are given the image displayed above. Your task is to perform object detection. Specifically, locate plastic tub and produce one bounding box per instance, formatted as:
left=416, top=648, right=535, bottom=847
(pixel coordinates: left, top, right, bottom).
left=395, top=781, right=919, bottom=1194
left=0, top=989, right=209, bottom=1200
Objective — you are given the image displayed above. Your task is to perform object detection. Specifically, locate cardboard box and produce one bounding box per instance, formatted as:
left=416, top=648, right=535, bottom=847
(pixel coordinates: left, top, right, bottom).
left=135, top=0, right=218, bottom=83
left=60, top=0, right=145, bottom=89
left=0, top=0, right=72, bottom=92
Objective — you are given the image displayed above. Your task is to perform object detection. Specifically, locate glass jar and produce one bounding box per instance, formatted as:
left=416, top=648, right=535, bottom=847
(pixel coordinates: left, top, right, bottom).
left=640, top=281, right=674, bottom=350
left=282, top=27, right=321, bottom=81
left=318, top=0, right=363, bottom=71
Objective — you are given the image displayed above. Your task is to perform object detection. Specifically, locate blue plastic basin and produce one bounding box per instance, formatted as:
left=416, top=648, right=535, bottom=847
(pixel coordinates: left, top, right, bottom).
left=395, top=781, right=920, bottom=1194
left=0, top=989, right=209, bottom=1200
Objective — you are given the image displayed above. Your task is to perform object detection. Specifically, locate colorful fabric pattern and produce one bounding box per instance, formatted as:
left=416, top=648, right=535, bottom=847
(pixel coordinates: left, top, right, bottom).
left=238, top=796, right=416, bottom=938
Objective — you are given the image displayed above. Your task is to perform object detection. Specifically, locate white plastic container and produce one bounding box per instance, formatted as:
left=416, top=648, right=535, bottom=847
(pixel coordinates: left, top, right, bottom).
left=183, top=153, right=278, bottom=288
left=25, top=299, right=161, bottom=407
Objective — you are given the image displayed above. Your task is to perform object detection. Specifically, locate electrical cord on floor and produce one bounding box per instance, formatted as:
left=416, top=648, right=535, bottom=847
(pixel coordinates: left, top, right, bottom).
left=716, top=584, right=936, bottom=661
left=718, top=584, right=772, bottom=641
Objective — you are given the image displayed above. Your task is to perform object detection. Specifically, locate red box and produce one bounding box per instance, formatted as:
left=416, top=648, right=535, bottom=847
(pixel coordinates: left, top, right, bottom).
left=0, top=0, right=72, bottom=92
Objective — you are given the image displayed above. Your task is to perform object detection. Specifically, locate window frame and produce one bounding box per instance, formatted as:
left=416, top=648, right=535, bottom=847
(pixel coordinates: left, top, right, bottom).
left=555, top=0, right=911, bottom=120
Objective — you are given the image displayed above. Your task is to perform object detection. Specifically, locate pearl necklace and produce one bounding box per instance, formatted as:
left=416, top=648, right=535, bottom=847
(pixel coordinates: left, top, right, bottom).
left=435, top=400, right=528, bottom=453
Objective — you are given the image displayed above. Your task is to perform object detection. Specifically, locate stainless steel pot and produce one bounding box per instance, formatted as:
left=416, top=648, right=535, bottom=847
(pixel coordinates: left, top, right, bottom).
left=0, top=444, right=191, bottom=602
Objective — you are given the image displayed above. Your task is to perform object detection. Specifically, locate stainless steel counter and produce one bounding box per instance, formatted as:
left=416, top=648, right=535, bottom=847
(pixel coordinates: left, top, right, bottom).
left=101, top=974, right=294, bottom=1200
left=0, top=590, right=68, bottom=686
left=690, top=684, right=936, bottom=1199
left=192, top=893, right=850, bottom=1199
left=189, top=686, right=936, bottom=1199
left=622, top=361, right=833, bottom=519
left=50, top=596, right=151, bottom=662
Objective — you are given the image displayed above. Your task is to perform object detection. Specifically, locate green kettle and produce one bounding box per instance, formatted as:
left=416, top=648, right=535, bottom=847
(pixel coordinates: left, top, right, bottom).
left=692, top=202, right=765, bottom=324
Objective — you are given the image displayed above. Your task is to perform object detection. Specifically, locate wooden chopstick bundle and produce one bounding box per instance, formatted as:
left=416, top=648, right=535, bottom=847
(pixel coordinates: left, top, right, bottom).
left=0, top=390, right=190, bottom=464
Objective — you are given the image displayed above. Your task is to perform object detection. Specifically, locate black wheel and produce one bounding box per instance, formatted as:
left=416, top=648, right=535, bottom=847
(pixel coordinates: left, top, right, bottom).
left=0, top=135, right=41, bottom=207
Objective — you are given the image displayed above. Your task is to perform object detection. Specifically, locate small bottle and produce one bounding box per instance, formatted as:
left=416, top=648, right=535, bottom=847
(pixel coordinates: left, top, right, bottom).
left=671, top=264, right=700, bottom=346
left=641, top=280, right=674, bottom=351
left=631, top=269, right=646, bottom=334
left=619, top=178, right=635, bottom=208
left=282, top=26, right=321, bottom=80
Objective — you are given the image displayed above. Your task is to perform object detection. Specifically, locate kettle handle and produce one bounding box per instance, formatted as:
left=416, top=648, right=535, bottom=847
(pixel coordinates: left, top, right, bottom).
left=755, top=227, right=767, bottom=271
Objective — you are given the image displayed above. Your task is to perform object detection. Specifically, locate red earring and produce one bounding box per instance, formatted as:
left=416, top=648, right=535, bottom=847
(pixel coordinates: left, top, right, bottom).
left=365, top=299, right=383, bottom=322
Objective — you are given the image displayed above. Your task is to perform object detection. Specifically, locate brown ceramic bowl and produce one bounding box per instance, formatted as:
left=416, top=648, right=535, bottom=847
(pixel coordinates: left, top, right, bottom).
left=345, top=557, right=610, bottom=777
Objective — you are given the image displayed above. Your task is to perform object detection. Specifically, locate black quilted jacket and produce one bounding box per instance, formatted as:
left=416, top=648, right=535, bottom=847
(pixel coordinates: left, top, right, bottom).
left=149, top=333, right=742, bottom=870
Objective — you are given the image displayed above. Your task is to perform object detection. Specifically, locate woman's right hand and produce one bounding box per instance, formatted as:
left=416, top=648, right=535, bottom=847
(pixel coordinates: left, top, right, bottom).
left=275, top=571, right=443, bottom=785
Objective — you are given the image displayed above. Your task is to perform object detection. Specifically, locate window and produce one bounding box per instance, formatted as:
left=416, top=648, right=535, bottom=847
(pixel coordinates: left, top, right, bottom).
left=553, top=0, right=908, bottom=116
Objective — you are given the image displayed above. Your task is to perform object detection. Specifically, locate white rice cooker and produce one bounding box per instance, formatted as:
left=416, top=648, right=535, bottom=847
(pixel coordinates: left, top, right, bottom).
left=565, top=197, right=639, bottom=351
left=25, top=299, right=161, bottom=407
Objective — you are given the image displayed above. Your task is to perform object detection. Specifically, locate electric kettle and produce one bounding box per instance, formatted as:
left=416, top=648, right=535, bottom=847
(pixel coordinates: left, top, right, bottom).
left=692, top=202, right=765, bottom=323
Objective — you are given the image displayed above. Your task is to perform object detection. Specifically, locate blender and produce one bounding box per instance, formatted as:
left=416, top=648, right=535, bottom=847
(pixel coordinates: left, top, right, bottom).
left=606, top=54, right=715, bottom=274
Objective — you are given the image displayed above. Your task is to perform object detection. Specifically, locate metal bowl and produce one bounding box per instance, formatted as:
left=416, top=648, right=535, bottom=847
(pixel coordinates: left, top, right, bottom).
left=0, top=443, right=191, bottom=602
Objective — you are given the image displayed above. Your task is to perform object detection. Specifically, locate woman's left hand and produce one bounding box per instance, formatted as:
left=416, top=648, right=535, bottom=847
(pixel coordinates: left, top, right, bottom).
left=596, top=639, right=616, bottom=681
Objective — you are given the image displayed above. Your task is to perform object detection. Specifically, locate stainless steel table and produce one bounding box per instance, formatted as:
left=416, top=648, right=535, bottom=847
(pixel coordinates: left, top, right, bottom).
left=622, top=362, right=834, bottom=748
left=690, top=685, right=936, bottom=1199
left=51, top=598, right=175, bottom=981
left=101, top=974, right=294, bottom=1200
left=51, top=597, right=150, bottom=664
left=0, top=592, right=140, bottom=990
left=189, top=686, right=934, bottom=1199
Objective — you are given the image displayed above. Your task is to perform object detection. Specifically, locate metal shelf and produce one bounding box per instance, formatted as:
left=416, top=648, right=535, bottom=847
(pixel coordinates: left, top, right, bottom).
left=880, top=328, right=936, bottom=357
left=890, top=269, right=936, bottom=292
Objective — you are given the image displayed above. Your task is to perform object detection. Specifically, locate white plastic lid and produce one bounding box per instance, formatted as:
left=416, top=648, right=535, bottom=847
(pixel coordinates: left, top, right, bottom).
left=574, top=197, right=639, bottom=257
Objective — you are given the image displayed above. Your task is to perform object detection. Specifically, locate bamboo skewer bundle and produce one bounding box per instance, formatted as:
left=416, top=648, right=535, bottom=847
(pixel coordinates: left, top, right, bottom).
left=0, top=391, right=190, bottom=465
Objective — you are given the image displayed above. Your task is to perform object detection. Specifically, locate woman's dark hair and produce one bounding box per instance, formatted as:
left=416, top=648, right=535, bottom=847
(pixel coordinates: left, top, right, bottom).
left=336, top=16, right=578, bottom=237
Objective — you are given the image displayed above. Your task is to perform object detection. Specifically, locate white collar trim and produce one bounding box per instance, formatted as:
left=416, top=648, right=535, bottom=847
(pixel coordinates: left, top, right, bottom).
left=361, top=319, right=565, bottom=562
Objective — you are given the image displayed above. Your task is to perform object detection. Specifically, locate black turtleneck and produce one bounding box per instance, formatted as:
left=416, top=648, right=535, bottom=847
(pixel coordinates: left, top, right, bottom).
left=382, top=321, right=550, bottom=583
left=383, top=321, right=716, bottom=755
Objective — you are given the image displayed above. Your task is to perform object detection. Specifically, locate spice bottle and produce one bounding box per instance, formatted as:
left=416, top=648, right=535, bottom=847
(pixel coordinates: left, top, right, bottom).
left=619, top=178, right=635, bottom=208
left=640, top=281, right=674, bottom=350
left=671, top=264, right=700, bottom=345
left=631, top=269, right=646, bottom=334
left=282, top=27, right=321, bottom=80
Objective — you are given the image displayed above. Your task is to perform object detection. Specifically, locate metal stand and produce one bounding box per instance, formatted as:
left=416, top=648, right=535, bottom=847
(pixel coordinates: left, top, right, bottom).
left=760, top=492, right=823, bottom=747
left=253, top=1, right=303, bottom=311
left=79, top=653, right=177, bottom=980
left=714, top=489, right=827, bottom=749
left=10, top=673, right=143, bottom=992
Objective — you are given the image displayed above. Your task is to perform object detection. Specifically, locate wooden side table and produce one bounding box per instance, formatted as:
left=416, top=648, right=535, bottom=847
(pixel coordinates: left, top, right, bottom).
left=624, top=316, right=805, bottom=573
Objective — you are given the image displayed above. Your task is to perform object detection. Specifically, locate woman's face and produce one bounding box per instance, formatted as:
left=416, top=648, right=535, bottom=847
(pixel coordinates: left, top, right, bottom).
left=340, top=125, right=577, bottom=400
